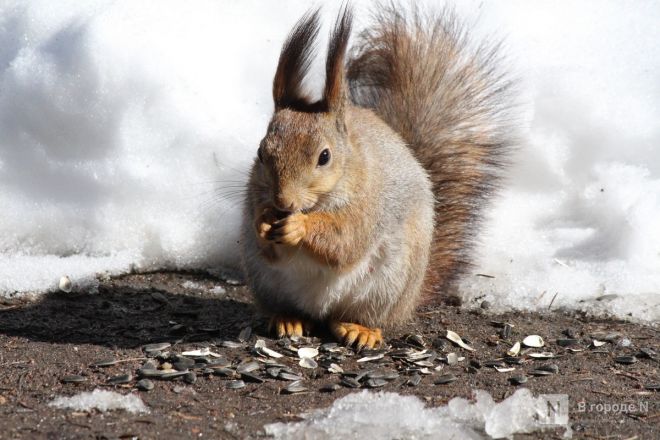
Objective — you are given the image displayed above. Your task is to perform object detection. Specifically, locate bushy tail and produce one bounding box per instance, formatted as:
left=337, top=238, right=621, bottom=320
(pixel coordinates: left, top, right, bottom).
left=347, top=5, right=517, bottom=295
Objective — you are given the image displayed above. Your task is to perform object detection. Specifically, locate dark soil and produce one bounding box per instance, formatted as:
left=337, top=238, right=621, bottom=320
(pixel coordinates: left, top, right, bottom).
left=0, top=271, right=657, bottom=439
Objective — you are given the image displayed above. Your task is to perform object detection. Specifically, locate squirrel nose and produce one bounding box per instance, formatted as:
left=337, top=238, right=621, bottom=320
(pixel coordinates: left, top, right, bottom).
left=275, top=196, right=297, bottom=213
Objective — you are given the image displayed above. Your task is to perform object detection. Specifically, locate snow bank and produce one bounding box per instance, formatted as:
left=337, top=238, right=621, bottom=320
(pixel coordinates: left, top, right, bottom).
left=49, top=389, right=149, bottom=414
left=0, top=0, right=658, bottom=321
left=264, top=389, right=571, bottom=439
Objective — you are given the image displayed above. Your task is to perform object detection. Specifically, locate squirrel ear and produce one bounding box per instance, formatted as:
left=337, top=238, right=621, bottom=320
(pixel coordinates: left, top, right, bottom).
left=273, top=9, right=321, bottom=109
left=323, top=5, right=353, bottom=116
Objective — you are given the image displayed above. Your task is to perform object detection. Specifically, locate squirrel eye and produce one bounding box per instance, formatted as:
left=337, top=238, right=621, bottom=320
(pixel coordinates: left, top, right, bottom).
left=317, top=148, right=331, bottom=166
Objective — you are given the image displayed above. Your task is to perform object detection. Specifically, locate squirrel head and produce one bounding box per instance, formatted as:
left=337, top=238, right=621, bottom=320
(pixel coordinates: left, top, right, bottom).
left=252, top=7, right=353, bottom=213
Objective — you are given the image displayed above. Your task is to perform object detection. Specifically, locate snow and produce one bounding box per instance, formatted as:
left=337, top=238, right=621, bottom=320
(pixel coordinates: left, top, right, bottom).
left=0, top=0, right=658, bottom=322
left=264, top=389, right=571, bottom=439
left=49, top=389, right=149, bottom=414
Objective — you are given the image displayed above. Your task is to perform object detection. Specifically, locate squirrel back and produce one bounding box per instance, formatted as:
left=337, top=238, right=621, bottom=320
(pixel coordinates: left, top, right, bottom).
left=347, top=5, right=516, bottom=296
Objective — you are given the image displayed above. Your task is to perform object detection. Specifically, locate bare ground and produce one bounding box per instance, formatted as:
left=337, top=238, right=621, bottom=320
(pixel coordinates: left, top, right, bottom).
left=0, top=271, right=658, bottom=439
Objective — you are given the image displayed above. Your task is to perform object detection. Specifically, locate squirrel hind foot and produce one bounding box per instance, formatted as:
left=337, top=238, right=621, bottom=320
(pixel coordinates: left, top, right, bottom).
left=330, top=321, right=383, bottom=351
left=268, top=315, right=312, bottom=339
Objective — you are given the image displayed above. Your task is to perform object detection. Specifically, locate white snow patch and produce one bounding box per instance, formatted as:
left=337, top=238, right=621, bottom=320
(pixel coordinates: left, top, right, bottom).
left=49, top=389, right=149, bottom=414
left=0, top=0, right=658, bottom=322
left=264, top=390, right=570, bottom=440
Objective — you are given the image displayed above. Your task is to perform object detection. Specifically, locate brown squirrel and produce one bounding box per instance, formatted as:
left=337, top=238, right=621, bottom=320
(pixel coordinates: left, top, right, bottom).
left=241, top=4, right=514, bottom=350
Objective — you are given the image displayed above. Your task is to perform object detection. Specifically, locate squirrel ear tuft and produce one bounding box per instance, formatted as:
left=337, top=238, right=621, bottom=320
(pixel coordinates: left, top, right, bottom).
left=323, top=4, right=353, bottom=115
left=273, top=9, right=321, bottom=109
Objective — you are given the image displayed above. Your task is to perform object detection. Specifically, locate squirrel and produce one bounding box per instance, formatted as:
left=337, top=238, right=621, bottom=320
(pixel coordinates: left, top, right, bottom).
left=240, top=4, right=514, bottom=350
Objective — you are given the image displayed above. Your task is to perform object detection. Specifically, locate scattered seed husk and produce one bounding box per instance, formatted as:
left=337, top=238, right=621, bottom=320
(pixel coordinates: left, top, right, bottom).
left=501, top=323, right=513, bottom=340
left=357, top=353, right=384, bottom=363
left=220, top=341, right=243, bottom=349
left=279, top=372, right=303, bottom=381
left=446, top=353, right=459, bottom=365
left=414, top=360, right=435, bottom=367
left=434, top=374, right=457, bottom=385
left=509, top=375, right=528, bottom=385
left=556, top=339, right=580, bottom=347
left=299, top=357, right=318, bottom=369
left=107, top=373, right=132, bottom=385
left=58, top=276, right=72, bottom=293
left=260, top=346, right=284, bottom=359
left=206, top=357, right=231, bottom=368
left=446, top=330, right=475, bottom=352
left=238, top=327, right=252, bottom=342
left=138, top=368, right=167, bottom=378
left=226, top=380, right=246, bottom=389
left=183, top=372, right=197, bottom=384
left=182, top=348, right=222, bottom=358
left=503, top=356, right=524, bottom=365
left=320, top=342, right=340, bottom=352
left=236, top=361, right=260, bottom=374
left=92, top=358, right=119, bottom=368
left=615, top=356, right=637, bottom=365
left=240, top=372, right=264, bottom=383
left=327, top=363, right=344, bottom=374
left=507, top=342, right=521, bottom=356
left=638, top=347, right=657, bottom=359
left=211, top=367, right=234, bottom=377
left=173, top=359, right=195, bottom=371
left=161, top=370, right=189, bottom=380
left=483, top=360, right=507, bottom=368
left=61, top=375, right=86, bottom=384
left=136, top=379, right=154, bottom=391
left=469, top=359, right=482, bottom=369
left=297, top=347, right=319, bottom=359
left=537, top=364, right=559, bottom=374
left=432, top=338, right=448, bottom=351
left=405, top=334, right=426, bottom=348
left=143, top=342, right=171, bottom=353
left=522, top=335, right=544, bottom=348
left=340, top=377, right=361, bottom=388
left=283, top=380, right=307, bottom=394
left=528, top=352, right=555, bottom=359
left=644, top=383, right=659, bottom=391
left=365, top=378, right=388, bottom=388
left=592, top=340, right=606, bottom=348
left=407, top=374, right=422, bottom=387
left=266, top=367, right=281, bottom=378
left=530, top=369, right=553, bottom=376
left=320, top=383, right=341, bottom=392
left=566, top=348, right=584, bottom=353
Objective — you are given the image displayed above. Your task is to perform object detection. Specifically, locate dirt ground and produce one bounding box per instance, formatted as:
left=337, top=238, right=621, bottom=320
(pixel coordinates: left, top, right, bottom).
left=0, top=271, right=657, bottom=439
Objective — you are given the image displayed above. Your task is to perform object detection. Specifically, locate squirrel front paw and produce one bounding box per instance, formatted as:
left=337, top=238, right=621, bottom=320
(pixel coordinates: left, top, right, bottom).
left=267, top=212, right=308, bottom=246
left=330, top=321, right=383, bottom=351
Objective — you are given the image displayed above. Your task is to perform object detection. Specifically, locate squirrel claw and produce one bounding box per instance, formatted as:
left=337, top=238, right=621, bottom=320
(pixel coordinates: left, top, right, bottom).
left=269, top=316, right=311, bottom=339
left=330, top=321, right=383, bottom=351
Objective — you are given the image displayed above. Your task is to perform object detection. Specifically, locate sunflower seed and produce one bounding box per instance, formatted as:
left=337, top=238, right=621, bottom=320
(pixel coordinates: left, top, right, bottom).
left=143, top=342, right=171, bottom=353
left=220, top=341, right=243, bottom=349
left=405, top=334, right=426, bottom=348
left=283, top=380, right=307, bottom=394
left=483, top=360, right=507, bottom=368
left=365, top=378, right=388, bottom=388
left=446, top=331, right=475, bottom=352
left=327, top=363, right=344, bottom=374
left=297, top=347, right=319, bottom=359
left=530, top=369, right=553, bottom=376
left=136, top=379, right=154, bottom=391
left=357, top=353, right=384, bottom=363
left=238, top=327, right=252, bottom=342
left=161, top=370, right=189, bottom=380
left=138, top=368, right=167, bottom=378
left=211, top=367, right=234, bottom=377
left=226, top=380, right=246, bottom=389
left=240, top=372, right=264, bottom=383
left=406, top=374, right=422, bottom=387
left=495, top=367, right=516, bottom=373
left=522, top=335, right=544, bottom=348
left=173, top=360, right=195, bottom=371
left=434, top=374, right=457, bottom=385
left=615, top=356, right=637, bottom=365
left=509, top=375, right=528, bottom=385
left=638, top=347, right=657, bottom=359
left=278, top=372, right=303, bottom=381
left=320, top=342, right=340, bottom=352
left=501, top=324, right=513, bottom=340
left=61, top=375, right=86, bottom=384
left=537, top=364, right=559, bottom=374
left=236, top=361, right=260, bottom=374
left=107, top=373, right=132, bottom=385
left=507, top=342, right=521, bottom=356
left=340, top=377, right=361, bottom=388
left=92, top=358, right=119, bottom=368
left=556, top=339, right=579, bottom=347
left=299, top=357, right=318, bottom=369
left=183, top=372, right=197, bottom=384
left=528, top=352, right=555, bottom=359
left=320, top=383, right=341, bottom=392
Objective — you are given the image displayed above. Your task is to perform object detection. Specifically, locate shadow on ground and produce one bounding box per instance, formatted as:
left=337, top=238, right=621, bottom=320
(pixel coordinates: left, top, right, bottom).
left=0, top=273, right=255, bottom=348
